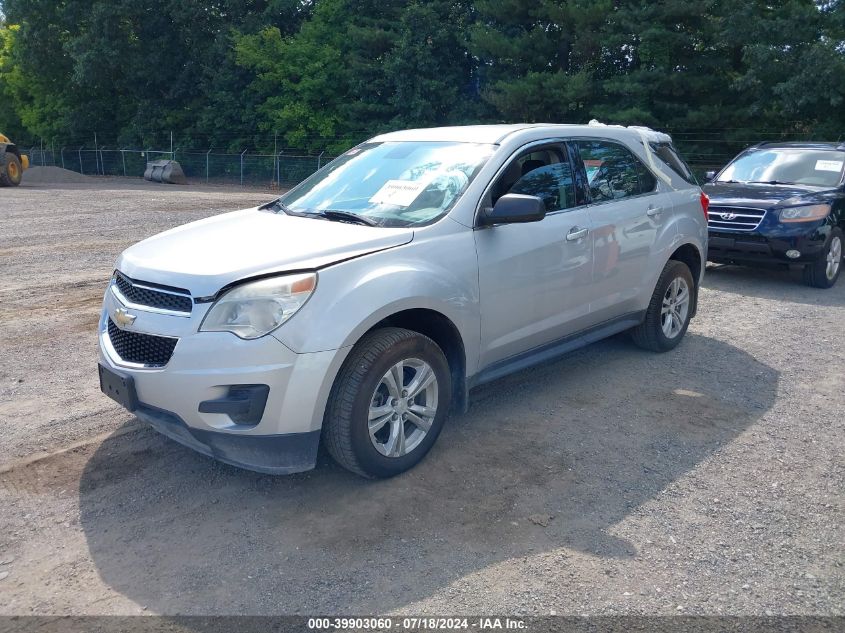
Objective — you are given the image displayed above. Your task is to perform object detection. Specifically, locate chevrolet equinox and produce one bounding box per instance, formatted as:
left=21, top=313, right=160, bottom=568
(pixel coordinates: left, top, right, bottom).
left=98, top=123, right=708, bottom=478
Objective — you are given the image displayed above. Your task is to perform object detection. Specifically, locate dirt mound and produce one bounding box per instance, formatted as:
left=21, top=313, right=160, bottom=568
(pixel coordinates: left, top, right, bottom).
left=23, top=166, right=92, bottom=184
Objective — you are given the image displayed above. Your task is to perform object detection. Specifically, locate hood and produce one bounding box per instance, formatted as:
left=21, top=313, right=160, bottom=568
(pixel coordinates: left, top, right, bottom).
left=702, top=181, right=838, bottom=209
left=116, top=208, right=414, bottom=297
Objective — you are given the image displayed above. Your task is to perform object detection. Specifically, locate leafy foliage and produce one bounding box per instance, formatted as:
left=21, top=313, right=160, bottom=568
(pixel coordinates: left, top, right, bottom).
left=0, top=0, right=842, bottom=160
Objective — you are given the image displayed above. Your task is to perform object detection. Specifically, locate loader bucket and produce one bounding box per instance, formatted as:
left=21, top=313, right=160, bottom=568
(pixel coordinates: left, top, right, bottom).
left=144, top=159, right=187, bottom=185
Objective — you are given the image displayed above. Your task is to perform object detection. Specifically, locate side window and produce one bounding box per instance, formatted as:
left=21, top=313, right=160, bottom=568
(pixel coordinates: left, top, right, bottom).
left=637, top=162, right=657, bottom=192
left=578, top=140, right=656, bottom=202
left=491, top=145, right=577, bottom=213
left=650, top=142, right=698, bottom=185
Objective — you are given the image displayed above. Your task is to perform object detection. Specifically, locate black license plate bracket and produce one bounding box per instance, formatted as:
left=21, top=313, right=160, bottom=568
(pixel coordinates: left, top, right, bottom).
left=98, top=364, right=138, bottom=412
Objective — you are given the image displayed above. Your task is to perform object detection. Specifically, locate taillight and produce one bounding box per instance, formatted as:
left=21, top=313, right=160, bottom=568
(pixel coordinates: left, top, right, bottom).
left=699, top=192, right=709, bottom=221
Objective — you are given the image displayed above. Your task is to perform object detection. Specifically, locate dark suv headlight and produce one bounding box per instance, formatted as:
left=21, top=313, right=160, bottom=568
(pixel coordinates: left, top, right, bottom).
left=779, top=204, right=831, bottom=223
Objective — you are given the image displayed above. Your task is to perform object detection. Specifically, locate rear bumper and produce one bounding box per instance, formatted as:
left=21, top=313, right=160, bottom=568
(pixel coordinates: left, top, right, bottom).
left=707, top=230, right=827, bottom=264
left=136, top=403, right=321, bottom=474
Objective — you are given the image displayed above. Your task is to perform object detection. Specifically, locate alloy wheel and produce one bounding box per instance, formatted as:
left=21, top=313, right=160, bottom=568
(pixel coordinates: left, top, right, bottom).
left=661, top=277, right=690, bottom=339
left=368, top=358, right=439, bottom=458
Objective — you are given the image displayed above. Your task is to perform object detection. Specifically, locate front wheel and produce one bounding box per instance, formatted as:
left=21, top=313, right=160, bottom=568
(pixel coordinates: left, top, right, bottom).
left=631, top=260, right=695, bottom=352
left=803, top=228, right=842, bottom=289
left=323, top=327, right=452, bottom=478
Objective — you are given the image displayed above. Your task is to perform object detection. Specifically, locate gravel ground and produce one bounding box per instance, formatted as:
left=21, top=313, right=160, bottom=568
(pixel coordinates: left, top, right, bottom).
left=0, top=179, right=842, bottom=616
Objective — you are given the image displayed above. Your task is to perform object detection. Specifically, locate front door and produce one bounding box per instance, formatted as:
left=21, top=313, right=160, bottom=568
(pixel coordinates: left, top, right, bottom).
left=475, top=142, right=595, bottom=368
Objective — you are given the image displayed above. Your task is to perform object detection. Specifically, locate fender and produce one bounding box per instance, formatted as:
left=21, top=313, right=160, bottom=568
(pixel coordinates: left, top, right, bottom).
left=273, top=221, right=482, bottom=372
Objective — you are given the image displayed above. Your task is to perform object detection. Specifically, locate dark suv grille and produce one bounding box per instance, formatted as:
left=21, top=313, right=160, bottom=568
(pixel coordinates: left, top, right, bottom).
left=708, top=206, right=767, bottom=232
left=114, top=272, right=192, bottom=314
left=107, top=318, right=178, bottom=367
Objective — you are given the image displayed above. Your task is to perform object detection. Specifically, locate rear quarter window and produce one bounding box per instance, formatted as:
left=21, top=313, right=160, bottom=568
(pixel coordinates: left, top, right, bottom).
left=650, top=142, right=698, bottom=185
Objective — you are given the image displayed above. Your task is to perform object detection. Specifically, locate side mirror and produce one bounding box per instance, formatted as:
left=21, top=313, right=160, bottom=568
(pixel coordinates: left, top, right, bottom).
left=705, top=170, right=717, bottom=182
left=480, top=193, right=546, bottom=226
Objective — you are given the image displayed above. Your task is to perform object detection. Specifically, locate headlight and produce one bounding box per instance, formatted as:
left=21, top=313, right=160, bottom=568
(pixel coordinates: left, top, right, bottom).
left=200, top=272, right=316, bottom=339
left=779, top=204, right=831, bottom=223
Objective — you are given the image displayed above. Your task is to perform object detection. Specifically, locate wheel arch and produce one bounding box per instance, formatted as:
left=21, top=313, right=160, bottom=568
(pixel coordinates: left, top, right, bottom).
left=668, top=242, right=703, bottom=317
left=364, top=308, right=468, bottom=414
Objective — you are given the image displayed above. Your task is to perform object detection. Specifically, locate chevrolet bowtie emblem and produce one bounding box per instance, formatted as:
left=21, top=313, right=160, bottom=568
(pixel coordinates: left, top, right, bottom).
left=113, top=307, right=137, bottom=327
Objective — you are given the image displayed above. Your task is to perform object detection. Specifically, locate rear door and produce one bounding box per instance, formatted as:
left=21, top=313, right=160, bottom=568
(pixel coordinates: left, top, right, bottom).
left=574, top=139, right=672, bottom=321
left=474, top=141, right=595, bottom=368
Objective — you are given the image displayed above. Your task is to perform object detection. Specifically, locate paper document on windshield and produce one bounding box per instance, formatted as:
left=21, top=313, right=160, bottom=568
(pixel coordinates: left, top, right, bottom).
left=370, top=179, right=429, bottom=207
left=815, top=160, right=844, bottom=172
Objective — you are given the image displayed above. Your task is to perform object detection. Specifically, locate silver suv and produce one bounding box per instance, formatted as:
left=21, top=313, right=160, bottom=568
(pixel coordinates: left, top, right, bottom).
left=98, top=123, right=708, bottom=478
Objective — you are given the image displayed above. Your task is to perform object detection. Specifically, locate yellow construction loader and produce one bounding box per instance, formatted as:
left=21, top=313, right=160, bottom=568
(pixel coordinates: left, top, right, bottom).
left=0, top=133, right=29, bottom=186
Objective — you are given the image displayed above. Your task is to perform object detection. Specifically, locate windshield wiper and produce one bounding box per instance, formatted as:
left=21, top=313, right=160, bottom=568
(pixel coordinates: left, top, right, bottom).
left=260, top=198, right=295, bottom=215
left=748, top=180, right=794, bottom=185
left=261, top=201, right=379, bottom=226
left=318, top=210, right=379, bottom=226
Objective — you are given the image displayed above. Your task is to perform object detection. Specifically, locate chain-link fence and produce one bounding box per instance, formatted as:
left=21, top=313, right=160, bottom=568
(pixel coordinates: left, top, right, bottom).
left=19, top=126, right=839, bottom=188
left=22, top=145, right=336, bottom=188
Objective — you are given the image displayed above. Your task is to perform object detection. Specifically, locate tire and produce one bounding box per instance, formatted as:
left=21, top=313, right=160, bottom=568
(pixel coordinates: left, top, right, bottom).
left=322, top=327, right=452, bottom=478
left=803, top=228, right=842, bottom=289
left=0, top=152, right=23, bottom=187
left=631, top=260, right=695, bottom=352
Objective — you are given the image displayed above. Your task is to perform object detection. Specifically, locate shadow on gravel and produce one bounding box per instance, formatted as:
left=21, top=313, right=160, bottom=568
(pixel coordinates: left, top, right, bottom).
left=78, top=333, right=778, bottom=614
left=704, top=263, right=845, bottom=307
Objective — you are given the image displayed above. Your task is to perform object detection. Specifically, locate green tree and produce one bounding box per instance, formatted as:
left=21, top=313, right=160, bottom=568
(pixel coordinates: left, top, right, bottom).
left=723, top=0, right=845, bottom=138
left=1, top=0, right=842, bottom=161
left=469, top=0, right=614, bottom=122
left=0, top=0, right=312, bottom=147
left=0, top=2, right=75, bottom=141
left=384, top=1, right=488, bottom=128
left=236, top=0, right=485, bottom=151
left=0, top=21, right=26, bottom=138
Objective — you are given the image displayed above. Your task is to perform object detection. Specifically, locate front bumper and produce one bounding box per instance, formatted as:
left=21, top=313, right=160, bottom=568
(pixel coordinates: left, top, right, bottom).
left=707, top=230, right=828, bottom=265
left=134, top=403, right=321, bottom=475
left=98, top=286, right=347, bottom=474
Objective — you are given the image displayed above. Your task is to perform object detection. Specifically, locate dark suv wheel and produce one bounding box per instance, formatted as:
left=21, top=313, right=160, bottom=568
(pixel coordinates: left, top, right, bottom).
left=323, top=327, right=452, bottom=478
left=803, top=227, right=843, bottom=289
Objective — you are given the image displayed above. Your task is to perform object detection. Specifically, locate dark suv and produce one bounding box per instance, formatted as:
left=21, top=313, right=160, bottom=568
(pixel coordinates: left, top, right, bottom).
left=703, top=142, right=845, bottom=288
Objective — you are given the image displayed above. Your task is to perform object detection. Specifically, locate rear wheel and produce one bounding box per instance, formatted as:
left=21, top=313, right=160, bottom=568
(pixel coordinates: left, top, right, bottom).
left=0, top=152, right=23, bottom=187
left=323, top=327, right=451, bottom=478
left=803, top=228, right=842, bottom=289
left=631, top=260, right=695, bottom=352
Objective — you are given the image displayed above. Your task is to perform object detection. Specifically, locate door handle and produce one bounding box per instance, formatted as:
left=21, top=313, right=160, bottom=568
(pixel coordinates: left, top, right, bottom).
left=646, top=206, right=663, bottom=217
left=566, top=227, right=589, bottom=241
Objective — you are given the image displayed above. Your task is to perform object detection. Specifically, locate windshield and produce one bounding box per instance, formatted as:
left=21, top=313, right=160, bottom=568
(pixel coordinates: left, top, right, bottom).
left=279, top=141, right=497, bottom=227
left=717, top=148, right=845, bottom=187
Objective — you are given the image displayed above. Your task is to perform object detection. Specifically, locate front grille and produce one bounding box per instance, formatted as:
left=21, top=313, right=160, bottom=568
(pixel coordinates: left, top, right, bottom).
left=708, top=206, right=767, bottom=232
left=107, top=318, right=178, bottom=367
left=113, top=272, right=192, bottom=314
